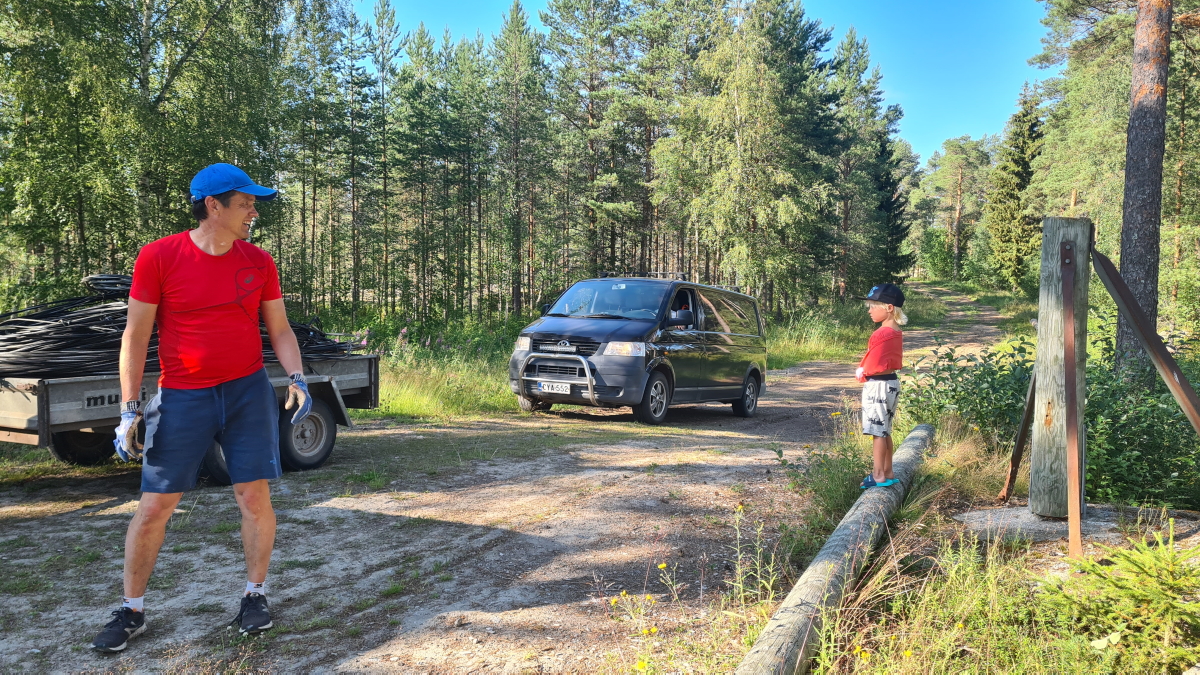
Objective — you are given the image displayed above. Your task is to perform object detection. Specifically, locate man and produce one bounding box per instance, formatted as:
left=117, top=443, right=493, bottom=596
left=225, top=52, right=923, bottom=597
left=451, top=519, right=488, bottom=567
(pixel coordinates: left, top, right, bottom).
left=91, top=163, right=312, bottom=652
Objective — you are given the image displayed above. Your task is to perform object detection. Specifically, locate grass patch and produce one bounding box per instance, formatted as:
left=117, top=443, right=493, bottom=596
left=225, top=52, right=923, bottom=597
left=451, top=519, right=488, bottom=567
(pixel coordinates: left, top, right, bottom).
left=361, top=355, right=516, bottom=421
left=277, top=558, right=325, bottom=572
left=190, top=603, right=224, bottom=614
left=0, top=534, right=36, bottom=552
left=346, top=469, right=388, bottom=490
left=381, top=582, right=407, bottom=597
left=0, top=442, right=136, bottom=487
left=210, top=522, right=239, bottom=534
left=0, top=571, right=48, bottom=594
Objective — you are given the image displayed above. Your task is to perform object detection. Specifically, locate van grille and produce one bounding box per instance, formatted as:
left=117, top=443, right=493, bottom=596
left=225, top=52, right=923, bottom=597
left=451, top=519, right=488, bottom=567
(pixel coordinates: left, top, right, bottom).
left=537, top=364, right=586, bottom=378
left=533, top=340, right=600, bottom=356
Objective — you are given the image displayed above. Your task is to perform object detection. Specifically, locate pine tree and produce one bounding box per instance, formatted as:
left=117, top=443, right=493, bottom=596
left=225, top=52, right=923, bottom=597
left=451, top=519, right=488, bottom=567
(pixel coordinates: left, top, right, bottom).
left=985, top=89, right=1043, bottom=291
left=870, top=136, right=915, bottom=282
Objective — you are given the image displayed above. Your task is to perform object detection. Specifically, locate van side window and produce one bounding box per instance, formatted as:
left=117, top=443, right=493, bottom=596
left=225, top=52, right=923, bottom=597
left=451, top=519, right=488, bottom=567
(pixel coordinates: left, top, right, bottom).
left=668, top=289, right=697, bottom=329
left=733, top=296, right=762, bottom=336
left=699, top=290, right=755, bottom=335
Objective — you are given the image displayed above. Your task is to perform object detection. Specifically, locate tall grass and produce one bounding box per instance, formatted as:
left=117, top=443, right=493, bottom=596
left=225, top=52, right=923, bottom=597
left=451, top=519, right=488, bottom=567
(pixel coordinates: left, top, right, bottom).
left=765, top=289, right=946, bottom=368
left=813, top=413, right=1200, bottom=674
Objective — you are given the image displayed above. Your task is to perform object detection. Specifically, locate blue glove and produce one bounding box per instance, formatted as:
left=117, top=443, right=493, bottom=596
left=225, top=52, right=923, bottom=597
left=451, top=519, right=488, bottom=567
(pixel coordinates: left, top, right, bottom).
left=113, top=410, right=143, bottom=462
left=285, top=376, right=312, bottom=424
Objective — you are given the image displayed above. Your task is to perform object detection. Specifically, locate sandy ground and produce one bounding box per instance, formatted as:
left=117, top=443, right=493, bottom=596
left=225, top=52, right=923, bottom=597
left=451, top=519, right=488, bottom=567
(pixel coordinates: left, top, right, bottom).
left=0, top=284, right=1001, bottom=673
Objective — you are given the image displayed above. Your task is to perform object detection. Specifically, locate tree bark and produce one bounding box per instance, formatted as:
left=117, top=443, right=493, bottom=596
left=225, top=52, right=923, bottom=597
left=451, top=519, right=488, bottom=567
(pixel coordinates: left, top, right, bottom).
left=1117, top=0, right=1172, bottom=373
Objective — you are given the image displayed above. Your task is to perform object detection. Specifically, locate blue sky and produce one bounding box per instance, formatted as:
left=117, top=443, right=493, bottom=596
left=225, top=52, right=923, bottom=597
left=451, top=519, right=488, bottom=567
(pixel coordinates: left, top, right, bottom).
left=353, top=0, right=1059, bottom=164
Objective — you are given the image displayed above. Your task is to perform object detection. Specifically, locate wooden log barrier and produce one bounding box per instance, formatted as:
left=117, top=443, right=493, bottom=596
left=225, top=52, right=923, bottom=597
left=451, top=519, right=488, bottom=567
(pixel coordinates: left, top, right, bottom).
left=1029, top=218, right=1090, bottom=518
left=736, top=424, right=935, bottom=675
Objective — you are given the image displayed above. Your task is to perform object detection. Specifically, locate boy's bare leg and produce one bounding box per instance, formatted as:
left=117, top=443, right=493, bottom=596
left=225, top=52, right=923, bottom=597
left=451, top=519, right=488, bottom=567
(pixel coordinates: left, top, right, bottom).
left=872, top=436, right=888, bottom=482
left=883, top=436, right=894, bottom=480
left=233, top=479, right=275, bottom=584
left=124, top=492, right=184, bottom=598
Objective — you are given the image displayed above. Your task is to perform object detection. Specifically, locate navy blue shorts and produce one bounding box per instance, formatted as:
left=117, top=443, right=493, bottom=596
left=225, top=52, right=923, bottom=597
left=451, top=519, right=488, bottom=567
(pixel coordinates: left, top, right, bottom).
left=141, top=368, right=281, bottom=493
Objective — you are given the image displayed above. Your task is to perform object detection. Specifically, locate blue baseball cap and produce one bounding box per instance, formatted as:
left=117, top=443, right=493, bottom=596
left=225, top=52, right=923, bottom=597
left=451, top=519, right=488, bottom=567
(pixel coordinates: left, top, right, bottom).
left=855, top=283, right=905, bottom=307
left=190, top=163, right=277, bottom=202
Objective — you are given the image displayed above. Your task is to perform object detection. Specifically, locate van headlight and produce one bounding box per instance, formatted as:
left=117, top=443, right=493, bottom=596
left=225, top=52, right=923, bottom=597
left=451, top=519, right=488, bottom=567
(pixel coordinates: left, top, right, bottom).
left=515, top=336, right=531, bottom=352
left=603, top=341, right=646, bottom=357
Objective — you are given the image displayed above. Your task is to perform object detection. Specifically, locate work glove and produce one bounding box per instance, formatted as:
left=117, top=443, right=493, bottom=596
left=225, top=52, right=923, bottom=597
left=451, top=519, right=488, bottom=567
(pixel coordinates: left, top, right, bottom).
left=855, top=366, right=866, bottom=383
left=285, top=374, right=312, bottom=424
left=113, top=409, right=143, bottom=462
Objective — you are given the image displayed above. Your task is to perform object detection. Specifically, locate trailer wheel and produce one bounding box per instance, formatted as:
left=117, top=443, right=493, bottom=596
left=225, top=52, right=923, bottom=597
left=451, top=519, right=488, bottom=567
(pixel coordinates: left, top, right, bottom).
left=279, top=398, right=336, bottom=471
left=50, top=430, right=117, bottom=466
left=200, top=443, right=233, bottom=486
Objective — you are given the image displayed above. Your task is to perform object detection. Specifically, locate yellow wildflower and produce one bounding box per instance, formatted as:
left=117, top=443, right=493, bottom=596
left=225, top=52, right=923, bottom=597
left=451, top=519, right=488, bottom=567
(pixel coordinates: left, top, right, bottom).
left=642, top=628, right=649, bottom=635
left=621, top=590, right=628, bottom=597
left=635, top=660, right=647, bottom=671
left=904, top=650, right=912, bottom=658
left=646, top=594, right=653, bottom=601
left=611, top=598, right=618, bottom=606
left=650, top=627, right=658, bottom=634
left=956, top=622, right=964, bottom=629
left=831, top=411, right=842, bottom=416
left=657, top=563, right=667, bottom=569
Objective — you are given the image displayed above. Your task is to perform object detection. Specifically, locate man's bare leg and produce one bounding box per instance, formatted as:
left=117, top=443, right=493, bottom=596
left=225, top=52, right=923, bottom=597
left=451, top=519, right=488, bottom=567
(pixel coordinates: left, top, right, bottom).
left=123, top=492, right=184, bottom=598
left=233, top=479, right=275, bottom=584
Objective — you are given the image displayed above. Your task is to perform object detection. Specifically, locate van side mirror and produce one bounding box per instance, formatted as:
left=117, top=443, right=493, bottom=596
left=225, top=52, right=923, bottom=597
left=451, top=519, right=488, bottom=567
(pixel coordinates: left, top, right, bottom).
left=540, top=303, right=550, bottom=316
left=665, top=309, right=694, bottom=328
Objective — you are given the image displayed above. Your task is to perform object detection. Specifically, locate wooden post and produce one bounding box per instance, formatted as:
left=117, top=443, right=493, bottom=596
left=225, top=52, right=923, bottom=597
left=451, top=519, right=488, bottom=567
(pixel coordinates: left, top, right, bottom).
left=1030, top=218, right=1091, bottom=518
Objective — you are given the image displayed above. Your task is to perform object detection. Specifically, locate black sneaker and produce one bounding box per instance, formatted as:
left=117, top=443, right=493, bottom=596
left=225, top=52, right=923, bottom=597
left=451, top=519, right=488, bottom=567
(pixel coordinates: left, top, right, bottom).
left=91, top=608, right=146, bottom=652
left=230, top=593, right=273, bottom=635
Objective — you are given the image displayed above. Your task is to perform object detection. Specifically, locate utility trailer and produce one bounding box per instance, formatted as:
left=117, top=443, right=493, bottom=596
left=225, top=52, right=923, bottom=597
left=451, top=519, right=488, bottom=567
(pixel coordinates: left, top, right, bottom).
left=0, top=355, right=379, bottom=485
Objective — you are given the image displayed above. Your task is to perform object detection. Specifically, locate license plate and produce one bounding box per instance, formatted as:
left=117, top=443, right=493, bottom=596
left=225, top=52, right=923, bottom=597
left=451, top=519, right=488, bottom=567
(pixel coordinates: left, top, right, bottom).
left=539, top=382, right=571, bottom=394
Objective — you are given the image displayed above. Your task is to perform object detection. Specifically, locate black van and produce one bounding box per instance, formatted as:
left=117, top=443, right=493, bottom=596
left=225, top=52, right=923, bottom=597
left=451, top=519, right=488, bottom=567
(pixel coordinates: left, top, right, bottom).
left=508, top=278, right=768, bottom=424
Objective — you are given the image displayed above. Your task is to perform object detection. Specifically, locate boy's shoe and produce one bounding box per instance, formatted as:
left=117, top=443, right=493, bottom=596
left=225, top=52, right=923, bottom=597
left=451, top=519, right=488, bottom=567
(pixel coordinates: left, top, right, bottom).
left=859, top=475, right=879, bottom=489
left=231, top=593, right=273, bottom=635
left=878, top=478, right=899, bottom=487
left=91, top=607, right=146, bottom=652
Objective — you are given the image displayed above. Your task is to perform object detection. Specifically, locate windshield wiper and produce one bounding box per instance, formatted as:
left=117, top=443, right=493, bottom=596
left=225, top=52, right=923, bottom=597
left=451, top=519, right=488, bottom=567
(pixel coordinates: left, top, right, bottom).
left=545, top=312, right=570, bottom=317
left=582, top=313, right=630, bottom=319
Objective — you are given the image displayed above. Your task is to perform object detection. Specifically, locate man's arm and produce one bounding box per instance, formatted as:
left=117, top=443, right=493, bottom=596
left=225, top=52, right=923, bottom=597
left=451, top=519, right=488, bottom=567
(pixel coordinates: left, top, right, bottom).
left=121, top=299, right=158, bottom=403
left=261, top=299, right=303, bottom=376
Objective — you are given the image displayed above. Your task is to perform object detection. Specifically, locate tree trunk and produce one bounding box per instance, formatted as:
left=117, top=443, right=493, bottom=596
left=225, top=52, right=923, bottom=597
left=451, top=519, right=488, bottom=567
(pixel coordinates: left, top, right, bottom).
left=1117, top=0, right=1172, bottom=373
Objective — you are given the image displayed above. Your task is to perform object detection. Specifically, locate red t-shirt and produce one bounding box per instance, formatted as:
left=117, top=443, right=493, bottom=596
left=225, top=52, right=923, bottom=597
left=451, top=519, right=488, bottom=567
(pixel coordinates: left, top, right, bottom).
left=858, top=326, right=903, bottom=378
left=131, top=231, right=282, bottom=389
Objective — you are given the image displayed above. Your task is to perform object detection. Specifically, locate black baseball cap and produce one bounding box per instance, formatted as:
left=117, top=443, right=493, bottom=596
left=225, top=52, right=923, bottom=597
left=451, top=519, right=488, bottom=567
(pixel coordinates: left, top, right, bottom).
left=855, top=283, right=905, bottom=307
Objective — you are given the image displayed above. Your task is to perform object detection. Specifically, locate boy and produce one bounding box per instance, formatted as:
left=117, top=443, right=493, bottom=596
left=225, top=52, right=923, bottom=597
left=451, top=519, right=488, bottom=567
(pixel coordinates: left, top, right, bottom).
left=854, top=283, right=907, bottom=489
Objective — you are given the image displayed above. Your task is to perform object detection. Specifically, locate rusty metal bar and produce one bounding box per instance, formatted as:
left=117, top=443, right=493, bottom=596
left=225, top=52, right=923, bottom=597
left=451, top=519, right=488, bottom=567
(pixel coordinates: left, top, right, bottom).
left=997, top=371, right=1036, bottom=503
left=1061, top=242, right=1084, bottom=558
left=1093, top=249, right=1200, bottom=438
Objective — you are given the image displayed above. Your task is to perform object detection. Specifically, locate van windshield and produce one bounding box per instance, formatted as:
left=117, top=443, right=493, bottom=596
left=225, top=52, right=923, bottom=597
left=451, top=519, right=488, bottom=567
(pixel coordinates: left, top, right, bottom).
left=547, top=281, right=668, bottom=320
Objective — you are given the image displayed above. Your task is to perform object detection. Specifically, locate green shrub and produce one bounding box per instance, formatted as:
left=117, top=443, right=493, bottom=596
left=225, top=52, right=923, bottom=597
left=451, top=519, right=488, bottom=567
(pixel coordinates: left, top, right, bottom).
left=1040, top=521, right=1200, bottom=672
left=905, top=339, right=1200, bottom=508
left=904, top=339, right=1036, bottom=447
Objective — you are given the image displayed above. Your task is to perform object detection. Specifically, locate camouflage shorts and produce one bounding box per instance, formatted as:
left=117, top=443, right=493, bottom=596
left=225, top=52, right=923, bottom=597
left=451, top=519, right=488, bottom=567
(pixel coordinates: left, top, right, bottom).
left=861, top=378, right=900, bottom=437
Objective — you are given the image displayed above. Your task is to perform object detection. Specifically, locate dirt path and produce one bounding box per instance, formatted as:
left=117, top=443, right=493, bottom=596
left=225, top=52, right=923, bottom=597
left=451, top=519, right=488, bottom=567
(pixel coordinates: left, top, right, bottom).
left=0, top=286, right=1003, bottom=673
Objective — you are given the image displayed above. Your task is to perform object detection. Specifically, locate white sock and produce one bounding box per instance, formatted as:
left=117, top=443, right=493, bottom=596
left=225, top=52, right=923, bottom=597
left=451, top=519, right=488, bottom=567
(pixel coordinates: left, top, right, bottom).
left=122, top=596, right=144, bottom=612
left=245, top=580, right=266, bottom=596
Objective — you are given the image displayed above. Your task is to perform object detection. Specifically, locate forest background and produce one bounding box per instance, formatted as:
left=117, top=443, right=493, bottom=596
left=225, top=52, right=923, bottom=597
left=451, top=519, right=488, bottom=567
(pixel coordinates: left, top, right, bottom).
left=2, top=0, right=1200, bottom=343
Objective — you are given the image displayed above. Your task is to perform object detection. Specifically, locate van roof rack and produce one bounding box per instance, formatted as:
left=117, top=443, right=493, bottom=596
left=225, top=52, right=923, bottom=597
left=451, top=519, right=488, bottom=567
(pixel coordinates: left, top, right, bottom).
left=598, top=271, right=689, bottom=281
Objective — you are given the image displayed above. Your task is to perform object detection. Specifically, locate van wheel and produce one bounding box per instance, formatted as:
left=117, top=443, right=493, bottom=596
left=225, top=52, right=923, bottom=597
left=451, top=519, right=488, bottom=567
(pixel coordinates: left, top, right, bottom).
left=633, top=372, right=671, bottom=425
left=732, top=375, right=759, bottom=418
left=49, top=430, right=117, bottom=466
left=279, top=398, right=337, bottom=471
left=517, top=395, right=552, bottom=412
